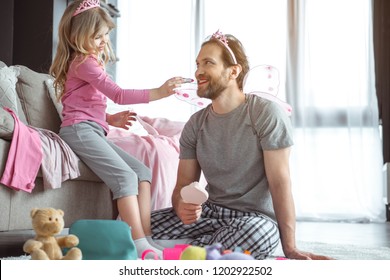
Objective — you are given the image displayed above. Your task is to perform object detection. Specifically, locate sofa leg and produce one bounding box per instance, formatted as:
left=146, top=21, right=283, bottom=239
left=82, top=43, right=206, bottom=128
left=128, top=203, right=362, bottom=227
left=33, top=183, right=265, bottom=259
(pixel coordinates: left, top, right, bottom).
left=111, top=192, right=119, bottom=219
left=387, top=204, right=390, bottom=222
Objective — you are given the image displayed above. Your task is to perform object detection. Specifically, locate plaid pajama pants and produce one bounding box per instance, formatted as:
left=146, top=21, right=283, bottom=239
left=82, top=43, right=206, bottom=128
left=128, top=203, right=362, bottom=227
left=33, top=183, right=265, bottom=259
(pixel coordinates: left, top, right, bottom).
left=151, top=201, right=280, bottom=259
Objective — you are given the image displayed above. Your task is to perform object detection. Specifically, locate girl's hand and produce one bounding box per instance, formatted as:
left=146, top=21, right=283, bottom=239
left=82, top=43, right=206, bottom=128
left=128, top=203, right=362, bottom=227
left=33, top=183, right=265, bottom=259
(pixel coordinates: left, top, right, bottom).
left=149, top=77, right=191, bottom=101
left=106, top=110, right=137, bottom=130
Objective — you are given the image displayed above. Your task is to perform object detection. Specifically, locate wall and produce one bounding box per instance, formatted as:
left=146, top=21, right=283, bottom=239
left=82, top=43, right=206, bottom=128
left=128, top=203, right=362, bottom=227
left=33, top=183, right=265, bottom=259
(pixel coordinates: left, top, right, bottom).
left=0, top=0, right=59, bottom=73
left=0, top=0, right=118, bottom=75
left=0, top=0, right=14, bottom=65
left=374, top=0, right=390, bottom=165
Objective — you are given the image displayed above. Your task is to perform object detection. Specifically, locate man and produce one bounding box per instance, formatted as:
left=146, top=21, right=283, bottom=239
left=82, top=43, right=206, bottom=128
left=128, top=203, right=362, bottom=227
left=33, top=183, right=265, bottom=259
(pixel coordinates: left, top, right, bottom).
left=151, top=31, right=329, bottom=260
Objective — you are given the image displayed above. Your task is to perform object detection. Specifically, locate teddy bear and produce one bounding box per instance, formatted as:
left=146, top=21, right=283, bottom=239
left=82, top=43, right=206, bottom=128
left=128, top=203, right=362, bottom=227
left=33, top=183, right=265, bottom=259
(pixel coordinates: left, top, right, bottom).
left=23, top=208, right=82, bottom=260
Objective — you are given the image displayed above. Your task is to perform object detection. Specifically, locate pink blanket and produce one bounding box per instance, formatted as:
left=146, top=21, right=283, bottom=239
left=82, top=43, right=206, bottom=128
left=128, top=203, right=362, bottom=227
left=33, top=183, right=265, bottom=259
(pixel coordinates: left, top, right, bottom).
left=107, top=116, right=185, bottom=210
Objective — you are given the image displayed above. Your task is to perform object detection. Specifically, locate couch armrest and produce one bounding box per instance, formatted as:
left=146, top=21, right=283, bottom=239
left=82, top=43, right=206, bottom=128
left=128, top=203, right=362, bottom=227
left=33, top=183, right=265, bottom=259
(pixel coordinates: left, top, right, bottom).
left=0, top=138, right=11, bottom=231
left=0, top=138, right=11, bottom=176
left=0, top=107, right=14, bottom=141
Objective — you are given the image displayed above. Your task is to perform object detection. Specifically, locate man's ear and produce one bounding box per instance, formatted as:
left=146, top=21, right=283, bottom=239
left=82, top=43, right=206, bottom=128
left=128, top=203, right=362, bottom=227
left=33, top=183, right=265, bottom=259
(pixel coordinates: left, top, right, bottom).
left=230, top=64, right=242, bottom=80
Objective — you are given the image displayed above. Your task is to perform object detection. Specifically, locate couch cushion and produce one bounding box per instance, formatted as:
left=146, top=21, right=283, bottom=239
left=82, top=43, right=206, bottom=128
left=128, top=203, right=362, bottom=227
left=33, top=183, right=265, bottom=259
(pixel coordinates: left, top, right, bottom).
left=0, top=107, right=14, bottom=140
left=45, top=78, right=63, bottom=120
left=15, top=65, right=61, bottom=133
left=0, top=63, right=26, bottom=138
left=0, top=65, right=20, bottom=114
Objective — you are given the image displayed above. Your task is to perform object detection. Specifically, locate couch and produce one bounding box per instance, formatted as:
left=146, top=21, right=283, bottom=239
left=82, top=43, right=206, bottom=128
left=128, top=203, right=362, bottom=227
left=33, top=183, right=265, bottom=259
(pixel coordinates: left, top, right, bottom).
left=0, top=59, right=186, bottom=233
left=0, top=61, right=117, bottom=234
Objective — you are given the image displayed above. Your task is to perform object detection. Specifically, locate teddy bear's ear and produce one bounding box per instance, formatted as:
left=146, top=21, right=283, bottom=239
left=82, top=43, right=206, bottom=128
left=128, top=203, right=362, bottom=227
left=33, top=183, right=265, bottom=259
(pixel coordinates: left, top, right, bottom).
left=57, top=209, right=64, bottom=217
left=30, top=208, right=39, bottom=218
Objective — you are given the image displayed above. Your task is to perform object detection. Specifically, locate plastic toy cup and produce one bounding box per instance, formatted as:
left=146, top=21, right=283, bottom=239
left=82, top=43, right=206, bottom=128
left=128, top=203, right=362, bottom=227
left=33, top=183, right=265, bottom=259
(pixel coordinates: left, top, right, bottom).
left=174, top=244, right=190, bottom=250
left=163, top=244, right=190, bottom=260
left=141, top=249, right=160, bottom=260
left=163, top=248, right=183, bottom=260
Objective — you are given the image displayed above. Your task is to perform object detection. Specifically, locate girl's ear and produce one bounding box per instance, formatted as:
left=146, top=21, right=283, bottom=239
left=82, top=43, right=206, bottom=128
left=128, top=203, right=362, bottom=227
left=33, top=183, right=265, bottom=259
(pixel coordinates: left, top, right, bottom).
left=230, top=64, right=242, bottom=80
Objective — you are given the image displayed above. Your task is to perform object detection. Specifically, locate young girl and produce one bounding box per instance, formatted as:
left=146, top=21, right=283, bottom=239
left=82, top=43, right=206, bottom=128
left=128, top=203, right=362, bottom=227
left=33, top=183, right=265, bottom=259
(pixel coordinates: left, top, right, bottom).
left=50, top=0, right=184, bottom=258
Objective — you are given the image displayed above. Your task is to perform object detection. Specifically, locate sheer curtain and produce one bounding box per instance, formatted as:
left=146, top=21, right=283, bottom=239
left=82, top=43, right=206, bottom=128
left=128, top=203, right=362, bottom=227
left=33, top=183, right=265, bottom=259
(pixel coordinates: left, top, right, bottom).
left=202, top=0, right=287, bottom=99
left=287, top=0, right=385, bottom=222
left=113, top=0, right=195, bottom=121
left=114, top=0, right=286, bottom=121
left=115, top=0, right=385, bottom=222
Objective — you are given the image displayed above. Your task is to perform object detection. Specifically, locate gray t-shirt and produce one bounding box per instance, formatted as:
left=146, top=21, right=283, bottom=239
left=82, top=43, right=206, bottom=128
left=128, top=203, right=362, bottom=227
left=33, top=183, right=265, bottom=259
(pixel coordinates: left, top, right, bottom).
left=180, top=94, right=294, bottom=220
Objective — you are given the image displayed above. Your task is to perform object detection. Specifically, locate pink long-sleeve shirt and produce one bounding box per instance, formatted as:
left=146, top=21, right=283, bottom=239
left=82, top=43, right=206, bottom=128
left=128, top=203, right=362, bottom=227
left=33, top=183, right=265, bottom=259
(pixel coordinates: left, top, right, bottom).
left=61, top=55, right=150, bottom=133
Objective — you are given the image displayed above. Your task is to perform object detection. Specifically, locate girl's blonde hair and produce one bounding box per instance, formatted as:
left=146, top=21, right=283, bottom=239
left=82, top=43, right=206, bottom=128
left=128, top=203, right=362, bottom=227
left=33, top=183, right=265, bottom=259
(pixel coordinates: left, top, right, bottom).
left=49, top=0, right=116, bottom=100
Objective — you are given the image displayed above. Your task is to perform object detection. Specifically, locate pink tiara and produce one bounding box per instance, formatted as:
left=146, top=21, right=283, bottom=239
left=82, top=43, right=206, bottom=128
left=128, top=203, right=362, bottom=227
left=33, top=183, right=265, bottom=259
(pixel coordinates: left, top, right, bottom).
left=73, top=0, right=100, bottom=17
left=211, top=30, right=238, bottom=64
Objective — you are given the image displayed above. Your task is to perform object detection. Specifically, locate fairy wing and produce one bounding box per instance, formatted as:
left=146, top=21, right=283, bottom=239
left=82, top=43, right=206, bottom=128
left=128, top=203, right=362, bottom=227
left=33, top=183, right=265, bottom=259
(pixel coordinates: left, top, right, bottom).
left=249, top=91, right=293, bottom=116
left=174, top=65, right=292, bottom=114
left=174, top=82, right=211, bottom=108
left=243, top=65, right=292, bottom=116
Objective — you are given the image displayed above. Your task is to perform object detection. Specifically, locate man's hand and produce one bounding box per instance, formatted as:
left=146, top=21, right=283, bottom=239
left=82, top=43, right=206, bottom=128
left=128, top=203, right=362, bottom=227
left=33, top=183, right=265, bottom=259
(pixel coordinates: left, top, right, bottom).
left=284, top=248, right=334, bottom=260
left=106, top=110, right=137, bottom=130
left=175, top=199, right=202, bottom=225
left=171, top=159, right=203, bottom=224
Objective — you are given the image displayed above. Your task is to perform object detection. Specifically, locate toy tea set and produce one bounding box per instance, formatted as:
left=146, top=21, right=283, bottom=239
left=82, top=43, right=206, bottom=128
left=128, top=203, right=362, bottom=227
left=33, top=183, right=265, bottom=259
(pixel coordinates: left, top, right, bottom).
left=22, top=183, right=257, bottom=260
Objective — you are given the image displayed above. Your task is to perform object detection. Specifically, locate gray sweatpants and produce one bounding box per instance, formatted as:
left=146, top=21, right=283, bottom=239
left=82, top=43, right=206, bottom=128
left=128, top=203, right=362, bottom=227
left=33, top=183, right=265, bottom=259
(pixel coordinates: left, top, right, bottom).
left=59, top=121, right=152, bottom=199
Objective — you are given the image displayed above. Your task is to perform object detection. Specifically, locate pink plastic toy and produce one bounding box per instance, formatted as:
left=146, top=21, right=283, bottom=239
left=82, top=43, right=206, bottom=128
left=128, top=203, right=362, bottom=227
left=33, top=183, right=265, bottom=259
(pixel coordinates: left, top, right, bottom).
left=142, top=244, right=190, bottom=260
left=141, top=249, right=159, bottom=260
left=180, top=181, right=208, bottom=204
left=163, top=244, right=190, bottom=260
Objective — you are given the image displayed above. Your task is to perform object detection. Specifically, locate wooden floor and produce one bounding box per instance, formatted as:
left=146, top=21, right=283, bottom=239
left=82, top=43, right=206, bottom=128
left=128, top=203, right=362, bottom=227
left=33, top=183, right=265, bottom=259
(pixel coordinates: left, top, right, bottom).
left=1, top=221, right=390, bottom=258
left=0, top=229, right=37, bottom=258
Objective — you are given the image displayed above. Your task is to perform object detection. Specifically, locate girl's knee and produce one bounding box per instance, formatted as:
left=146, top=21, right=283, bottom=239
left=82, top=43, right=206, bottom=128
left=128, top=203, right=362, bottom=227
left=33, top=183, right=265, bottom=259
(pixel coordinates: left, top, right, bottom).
left=110, top=172, right=139, bottom=199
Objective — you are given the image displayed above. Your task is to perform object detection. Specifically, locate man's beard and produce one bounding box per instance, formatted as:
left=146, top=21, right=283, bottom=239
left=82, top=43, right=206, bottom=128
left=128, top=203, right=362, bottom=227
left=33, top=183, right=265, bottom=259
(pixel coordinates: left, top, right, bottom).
left=197, top=71, right=229, bottom=100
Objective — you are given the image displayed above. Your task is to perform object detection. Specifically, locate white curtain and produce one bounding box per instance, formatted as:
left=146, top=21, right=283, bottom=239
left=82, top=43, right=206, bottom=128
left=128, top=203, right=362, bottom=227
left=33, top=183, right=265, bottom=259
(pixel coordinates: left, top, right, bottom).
left=115, top=0, right=385, bottom=222
left=114, top=0, right=287, bottom=121
left=287, top=0, right=385, bottom=222
left=113, top=0, right=196, bottom=121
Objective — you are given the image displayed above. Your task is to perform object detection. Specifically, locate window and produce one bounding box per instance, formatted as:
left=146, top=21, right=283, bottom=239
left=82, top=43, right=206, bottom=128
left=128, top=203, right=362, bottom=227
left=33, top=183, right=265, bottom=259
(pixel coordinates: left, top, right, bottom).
left=115, top=0, right=385, bottom=221
left=115, top=0, right=287, bottom=121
